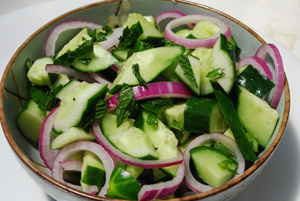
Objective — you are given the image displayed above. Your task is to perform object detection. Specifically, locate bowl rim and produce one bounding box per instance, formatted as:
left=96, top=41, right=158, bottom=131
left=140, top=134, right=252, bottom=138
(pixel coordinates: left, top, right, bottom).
left=0, top=0, right=291, bottom=200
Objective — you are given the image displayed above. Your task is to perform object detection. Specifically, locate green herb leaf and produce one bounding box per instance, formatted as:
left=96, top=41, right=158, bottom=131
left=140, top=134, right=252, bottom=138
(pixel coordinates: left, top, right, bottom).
left=214, top=142, right=235, bottom=158
left=245, top=132, right=259, bottom=153
left=38, top=85, right=62, bottom=112
left=132, top=64, right=148, bottom=88
left=206, top=67, right=225, bottom=80
left=178, top=55, right=198, bottom=88
left=218, top=160, right=238, bottom=174
left=116, top=84, right=139, bottom=127
left=79, top=58, right=92, bottom=65
left=83, top=100, right=108, bottom=129
left=29, top=86, right=46, bottom=104
left=26, top=59, right=33, bottom=69
left=140, top=98, right=173, bottom=114
left=146, top=113, right=158, bottom=125
left=118, top=22, right=143, bottom=50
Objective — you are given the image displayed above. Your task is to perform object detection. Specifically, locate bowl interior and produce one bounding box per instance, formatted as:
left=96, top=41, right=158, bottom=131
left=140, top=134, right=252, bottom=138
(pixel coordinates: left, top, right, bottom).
left=0, top=0, right=290, bottom=200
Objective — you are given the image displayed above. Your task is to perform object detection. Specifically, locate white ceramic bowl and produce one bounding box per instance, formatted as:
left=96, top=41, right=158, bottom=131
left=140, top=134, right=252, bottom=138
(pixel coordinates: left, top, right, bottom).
left=0, top=0, right=290, bottom=200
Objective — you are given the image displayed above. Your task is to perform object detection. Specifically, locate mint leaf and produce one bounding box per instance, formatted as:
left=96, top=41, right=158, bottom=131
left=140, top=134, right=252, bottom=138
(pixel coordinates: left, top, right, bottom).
left=116, top=84, right=139, bottom=127
left=146, top=113, right=158, bottom=125
left=218, top=160, right=238, bottom=174
left=38, top=85, right=62, bottom=112
left=206, top=67, right=225, bottom=80
left=132, top=64, right=148, bottom=88
left=214, top=142, right=235, bottom=158
left=178, top=55, right=198, bottom=88
left=140, top=98, right=173, bottom=114
left=118, top=22, right=143, bottom=50
left=83, top=100, right=108, bottom=129
left=26, top=59, right=33, bottom=69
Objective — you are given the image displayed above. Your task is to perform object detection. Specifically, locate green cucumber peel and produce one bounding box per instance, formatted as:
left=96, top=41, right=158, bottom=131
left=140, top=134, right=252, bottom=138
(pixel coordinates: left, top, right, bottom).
left=210, top=80, right=257, bottom=162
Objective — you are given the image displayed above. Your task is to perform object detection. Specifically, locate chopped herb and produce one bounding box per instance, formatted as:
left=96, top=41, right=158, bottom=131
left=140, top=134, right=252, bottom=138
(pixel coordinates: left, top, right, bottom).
left=73, top=97, right=76, bottom=101
left=26, top=59, right=33, bottom=69
left=245, top=132, right=259, bottom=153
left=38, top=85, right=62, bottom=112
left=206, top=67, right=225, bottom=80
left=140, top=98, right=173, bottom=114
left=218, top=160, right=238, bottom=174
left=29, top=86, right=46, bottom=104
left=116, top=84, right=139, bottom=127
left=146, top=113, right=158, bottom=125
left=83, top=100, right=108, bottom=129
left=132, top=64, right=148, bottom=88
left=172, top=120, right=181, bottom=130
left=118, top=22, right=143, bottom=50
left=214, top=142, right=235, bottom=158
left=79, top=58, right=92, bottom=65
left=178, top=55, right=198, bottom=88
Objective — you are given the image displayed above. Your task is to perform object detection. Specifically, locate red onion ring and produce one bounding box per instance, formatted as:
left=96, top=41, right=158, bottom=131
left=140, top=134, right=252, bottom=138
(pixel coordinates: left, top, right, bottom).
left=45, top=21, right=102, bottom=57
left=52, top=141, right=116, bottom=197
left=107, top=82, right=194, bottom=111
left=92, top=121, right=183, bottom=169
left=88, top=72, right=112, bottom=88
left=237, top=56, right=274, bottom=81
left=255, top=44, right=285, bottom=109
left=138, top=160, right=185, bottom=201
left=155, top=11, right=194, bottom=29
left=60, top=160, right=83, bottom=172
left=45, top=64, right=96, bottom=83
left=99, top=27, right=124, bottom=50
left=164, top=15, right=232, bottom=49
left=183, top=133, right=245, bottom=193
left=39, top=107, right=59, bottom=169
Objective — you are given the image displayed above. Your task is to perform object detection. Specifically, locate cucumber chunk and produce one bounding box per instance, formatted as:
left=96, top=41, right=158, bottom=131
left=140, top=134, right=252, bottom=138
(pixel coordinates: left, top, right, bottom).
left=123, top=13, right=163, bottom=41
left=184, top=97, right=227, bottom=133
left=110, top=46, right=185, bottom=90
left=81, top=151, right=105, bottom=190
left=55, top=27, right=91, bottom=59
left=73, top=43, right=117, bottom=72
left=50, top=127, right=95, bottom=150
left=235, top=85, right=279, bottom=148
left=236, top=64, right=275, bottom=98
left=107, top=127, right=159, bottom=160
left=201, top=34, right=235, bottom=95
left=101, top=113, right=135, bottom=136
left=55, top=80, right=81, bottom=100
left=190, top=146, right=237, bottom=188
left=53, top=82, right=108, bottom=133
left=190, top=21, right=220, bottom=39
left=17, top=100, right=45, bottom=143
left=111, top=48, right=130, bottom=62
left=107, top=166, right=141, bottom=200
left=27, top=57, right=54, bottom=86
left=140, top=110, right=179, bottom=177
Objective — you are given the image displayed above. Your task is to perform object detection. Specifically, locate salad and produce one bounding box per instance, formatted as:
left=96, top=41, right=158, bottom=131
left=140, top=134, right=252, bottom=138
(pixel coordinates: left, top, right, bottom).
left=16, top=10, right=285, bottom=201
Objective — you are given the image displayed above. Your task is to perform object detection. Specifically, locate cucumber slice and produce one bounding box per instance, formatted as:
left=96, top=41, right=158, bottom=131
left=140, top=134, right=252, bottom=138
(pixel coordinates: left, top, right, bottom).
left=123, top=13, right=163, bottom=41
left=111, top=48, right=130, bottom=62
left=140, top=110, right=179, bottom=177
left=17, top=100, right=45, bottom=143
left=107, top=166, right=141, bottom=200
left=175, top=29, right=192, bottom=38
left=107, top=127, right=159, bottom=160
left=55, top=80, right=81, bottom=100
left=235, top=85, right=279, bottom=148
left=184, top=97, right=227, bottom=133
left=236, top=64, right=275, bottom=98
left=111, top=46, right=185, bottom=90
left=191, top=47, right=212, bottom=61
left=101, top=113, right=135, bottom=136
left=175, top=55, right=201, bottom=95
left=201, top=34, right=235, bottom=95
left=190, top=146, right=237, bottom=188
left=210, top=81, right=257, bottom=162
left=164, top=103, right=186, bottom=129
left=27, top=57, right=54, bottom=86
left=81, top=151, right=105, bottom=190
left=50, top=127, right=95, bottom=150
left=190, top=21, right=220, bottom=39
left=53, top=82, right=108, bottom=133
left=55, top=27, right=91, bottom=59
left=50, top=74, right=70, bottom=89
left=125, top=165, right=144, bottom=179
left=160, top=61, right=181, bottom=82
left=73, top=43, right=117, bottom=72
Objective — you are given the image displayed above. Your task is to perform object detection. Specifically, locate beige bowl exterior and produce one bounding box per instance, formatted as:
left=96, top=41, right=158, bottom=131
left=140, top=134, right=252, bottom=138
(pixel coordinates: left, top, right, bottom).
left=0, top=0, right=290, bottom=200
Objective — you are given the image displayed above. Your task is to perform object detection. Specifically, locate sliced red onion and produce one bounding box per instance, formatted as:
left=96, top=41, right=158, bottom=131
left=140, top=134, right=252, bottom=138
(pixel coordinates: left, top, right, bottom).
left=88, top=72, right=112, bottom=88
left=237, top=56, right=274, bottom=81
left=138, top=160, right=185, bottom=201
left=183, top=133, right=245, bottom=193
left=164, top=15, right=231, bottom=49
left=155, top=11, right=194, bottom=29
left=39, top=107, right=59, bottom=169
left=52, top=141, right=116, bottom=197
left=107, top=82, right=194, bottom=111
left=255, top=44, right=285, bottom=109
left=99, top=27, right=124, bottom=50
left=110, top=64, right=119, bottom=72
left=60, top=160, right=83, bottom=172
left=45, top=64, right=96, bottom=83
left=45, top=21, right=102, bottom=57
left=92, top=121, right=183, bottom=169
